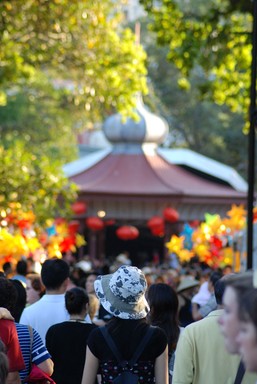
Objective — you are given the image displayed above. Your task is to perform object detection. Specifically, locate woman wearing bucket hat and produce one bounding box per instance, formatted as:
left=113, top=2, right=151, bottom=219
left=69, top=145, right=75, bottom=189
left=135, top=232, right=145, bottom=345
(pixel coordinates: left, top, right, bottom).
left=81, top=265, right=168, bottom=384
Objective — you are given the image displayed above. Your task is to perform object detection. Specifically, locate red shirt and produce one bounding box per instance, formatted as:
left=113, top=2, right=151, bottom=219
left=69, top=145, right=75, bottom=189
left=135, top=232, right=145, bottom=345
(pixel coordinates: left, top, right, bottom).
left=0, top=319, right=25, bottom=371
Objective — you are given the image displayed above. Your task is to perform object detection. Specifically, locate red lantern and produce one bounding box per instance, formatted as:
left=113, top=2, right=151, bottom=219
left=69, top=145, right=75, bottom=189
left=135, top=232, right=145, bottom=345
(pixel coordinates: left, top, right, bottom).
left=71, top=201, right=87, bottom=215
left=163, top=207, right=179, bottom=223
left=151, top=224, right=165, bottom=237
left=116, top=225, right=139, bottom=240
left=147, top=216, right=164, bottom=229
left=86, top=217, right=104, bottom=231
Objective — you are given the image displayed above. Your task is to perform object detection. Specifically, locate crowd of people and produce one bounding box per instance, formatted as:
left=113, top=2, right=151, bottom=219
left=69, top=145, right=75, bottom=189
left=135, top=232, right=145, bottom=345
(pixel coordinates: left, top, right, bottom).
left=0, top=254, right=257, bottom=384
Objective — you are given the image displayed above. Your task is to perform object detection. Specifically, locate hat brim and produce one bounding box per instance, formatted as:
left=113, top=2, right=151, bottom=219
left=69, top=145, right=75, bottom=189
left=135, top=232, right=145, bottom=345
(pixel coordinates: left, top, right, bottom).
left=177, top=280, right=199, bottom=293
left=94, top=274, right=149, bottom=320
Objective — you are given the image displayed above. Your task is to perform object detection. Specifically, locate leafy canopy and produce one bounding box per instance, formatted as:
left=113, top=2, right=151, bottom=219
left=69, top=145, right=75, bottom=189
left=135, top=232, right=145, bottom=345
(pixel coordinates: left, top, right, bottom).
left=0, top=0, right=149, bottom=221
left=140, top=0, right=252, bottom=121
left=0, top=0, right=148, bottom=120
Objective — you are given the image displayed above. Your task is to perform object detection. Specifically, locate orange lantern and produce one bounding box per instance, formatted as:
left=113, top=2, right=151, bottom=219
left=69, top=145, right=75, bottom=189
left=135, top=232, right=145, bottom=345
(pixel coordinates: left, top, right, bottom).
left=86, top=217, right=104, bottom=231
left=163, top=207, right=179, bottom=223
left=116, top=225, right=139, bottom=240
left=71, top=202, right=87, bottom=215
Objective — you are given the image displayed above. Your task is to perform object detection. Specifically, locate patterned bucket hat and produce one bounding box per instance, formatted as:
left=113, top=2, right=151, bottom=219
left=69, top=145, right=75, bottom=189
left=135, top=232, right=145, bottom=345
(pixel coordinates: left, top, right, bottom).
left=94, top=265, right=149, bottom=319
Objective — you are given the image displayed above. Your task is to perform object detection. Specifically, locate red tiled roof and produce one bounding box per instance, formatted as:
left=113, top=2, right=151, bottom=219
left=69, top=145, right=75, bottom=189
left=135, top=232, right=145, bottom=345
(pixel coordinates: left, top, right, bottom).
left=70, top=152, right=246, bottom=199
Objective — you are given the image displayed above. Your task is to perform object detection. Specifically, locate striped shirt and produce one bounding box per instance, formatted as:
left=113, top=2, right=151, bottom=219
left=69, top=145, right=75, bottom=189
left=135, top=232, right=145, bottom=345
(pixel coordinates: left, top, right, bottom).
left=15, top=323, right=51, bottom=382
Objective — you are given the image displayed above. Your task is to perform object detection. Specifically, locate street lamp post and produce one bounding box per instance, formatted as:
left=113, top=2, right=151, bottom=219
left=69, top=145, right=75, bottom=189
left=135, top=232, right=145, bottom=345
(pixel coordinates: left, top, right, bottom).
left=247, top=0, right=257, bottom=270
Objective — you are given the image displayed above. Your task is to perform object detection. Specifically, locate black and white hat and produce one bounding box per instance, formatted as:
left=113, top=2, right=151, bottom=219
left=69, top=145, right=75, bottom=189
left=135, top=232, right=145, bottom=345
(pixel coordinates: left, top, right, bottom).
left=94, top=265, right=149, bottom=319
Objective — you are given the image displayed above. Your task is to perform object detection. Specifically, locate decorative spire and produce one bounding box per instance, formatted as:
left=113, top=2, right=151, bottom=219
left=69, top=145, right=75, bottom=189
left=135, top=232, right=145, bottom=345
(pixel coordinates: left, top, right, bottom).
left=103, top=96, right=169, bottom=145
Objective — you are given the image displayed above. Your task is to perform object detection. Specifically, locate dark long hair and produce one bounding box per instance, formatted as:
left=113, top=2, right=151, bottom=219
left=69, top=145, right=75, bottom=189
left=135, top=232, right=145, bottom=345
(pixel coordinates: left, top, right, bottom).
left=147, top=283, right=180, bottom=352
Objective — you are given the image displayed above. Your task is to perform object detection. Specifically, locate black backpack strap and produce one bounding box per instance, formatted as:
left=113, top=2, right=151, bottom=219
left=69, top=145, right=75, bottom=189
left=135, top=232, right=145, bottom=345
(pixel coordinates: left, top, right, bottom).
left=234, top=360, right=245, bottom=384
left=100, top=326, right=155, bottom=367
left=100, top=326, right=124, bottom=365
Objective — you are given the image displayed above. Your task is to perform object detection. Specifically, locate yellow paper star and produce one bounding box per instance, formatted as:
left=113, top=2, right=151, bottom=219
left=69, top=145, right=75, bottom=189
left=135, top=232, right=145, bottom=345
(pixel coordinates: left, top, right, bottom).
left=165, top=235, right=185, bottom=254
left=226, top=204, right=246, bottom=219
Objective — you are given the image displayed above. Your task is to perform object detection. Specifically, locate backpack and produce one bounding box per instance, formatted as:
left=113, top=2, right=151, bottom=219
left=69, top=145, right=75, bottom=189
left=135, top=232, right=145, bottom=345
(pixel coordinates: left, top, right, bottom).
left=100, top=326, right=154, bottom=384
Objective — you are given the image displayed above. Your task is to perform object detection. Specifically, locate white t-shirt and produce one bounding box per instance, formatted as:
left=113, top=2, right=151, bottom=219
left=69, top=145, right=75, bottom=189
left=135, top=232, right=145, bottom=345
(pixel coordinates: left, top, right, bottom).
left=19, top=294, right=69, bottom=342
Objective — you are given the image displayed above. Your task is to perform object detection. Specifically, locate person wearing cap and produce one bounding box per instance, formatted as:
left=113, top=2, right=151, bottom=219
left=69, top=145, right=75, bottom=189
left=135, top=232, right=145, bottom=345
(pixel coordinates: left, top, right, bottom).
left=81, top=265, right=168, bottom=384
left=176, top=276, right=200, bottom=327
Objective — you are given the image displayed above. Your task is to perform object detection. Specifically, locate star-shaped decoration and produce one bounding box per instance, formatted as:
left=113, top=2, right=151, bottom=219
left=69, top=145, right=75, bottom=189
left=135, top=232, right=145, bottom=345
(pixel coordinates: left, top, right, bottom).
left=165, top=235, right=184, bottom=254
left=226, top=204, right=246, bottom=219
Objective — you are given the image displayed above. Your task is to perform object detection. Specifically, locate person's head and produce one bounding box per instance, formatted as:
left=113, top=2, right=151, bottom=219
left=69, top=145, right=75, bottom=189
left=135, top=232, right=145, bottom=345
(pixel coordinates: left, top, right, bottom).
left=11, top=279, right=27, bottom=322
left=218, top=271, right=253, bottom=354
left=236, top=288, right=257, bottom=372
left=176, top=277, right=199, bottom=299
left=0, top=339, right=8, bottom=384
left=2, top=262, right=13, bottom=277
left=16, top=259, right=28, bottom=276
left=147, top=283, right=179, bottom=349
left=26, top=273, right=45, bottom=305
left=41, top=258, right=70, bottom=291
left=148, top=283, right=178, bottom=320
left=0, top=278, right=17, bottom=313
left=88, top=293, right=100, bottom=321
left=85, top=273, right=98, bottom=294
left=94, top=265, right=149, bottom=320
left=65, top=287, right=89, bottom=316
left=208, top=271, right=223, bottom=293
left=213, top=274, right=233, bottom=306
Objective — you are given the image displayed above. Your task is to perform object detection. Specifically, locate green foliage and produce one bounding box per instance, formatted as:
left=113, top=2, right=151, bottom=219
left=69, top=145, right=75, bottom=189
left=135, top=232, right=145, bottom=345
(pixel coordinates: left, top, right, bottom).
left=140, top=19, right=248, bottom=179
left=0, top=0, right=149, bottom=219
left=0, top=0, right=148, bottom=120
left=0, top=72, right=78, bottom=163
left=140, top=0, right=252, bottom=118
left=0, top=142, right=77, bottom=224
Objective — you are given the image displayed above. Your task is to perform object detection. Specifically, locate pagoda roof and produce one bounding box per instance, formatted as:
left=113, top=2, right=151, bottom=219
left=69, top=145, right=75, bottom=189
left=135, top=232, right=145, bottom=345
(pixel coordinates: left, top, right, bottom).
left=64, top=145, right=247, bottom=203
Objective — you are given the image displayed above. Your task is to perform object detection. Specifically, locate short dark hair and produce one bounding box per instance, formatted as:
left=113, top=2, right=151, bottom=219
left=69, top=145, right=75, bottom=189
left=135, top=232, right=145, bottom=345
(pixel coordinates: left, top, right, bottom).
left=0, top=278, right=17, bottom=312
left=11, top=279, right=27, bottom=322
left=41, top=258, right=69, bottom=290
left=65, top=287, right=89, bottom=315
left=16, top=260, right=27, bottom=276
left=239, top=288, right=257, bottom=331
left=214, top=278, right=226, bottom=305
left=210, top=271, right=222, bottom=286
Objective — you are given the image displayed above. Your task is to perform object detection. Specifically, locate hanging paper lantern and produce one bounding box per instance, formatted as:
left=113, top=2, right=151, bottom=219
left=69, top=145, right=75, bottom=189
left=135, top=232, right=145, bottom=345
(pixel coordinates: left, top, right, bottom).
left=163, top=207, right=179, bottom=223
left=147, top=216, right=165, bottom=236
left=116, top=225, right=139, bottom=240
left=71, top=201, right=87, bottom=215
left=151, top=224, right=165, bottom=237
left=147, top=216, right=164, bottom=229
left=86, top=217, right=104, bottom=231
